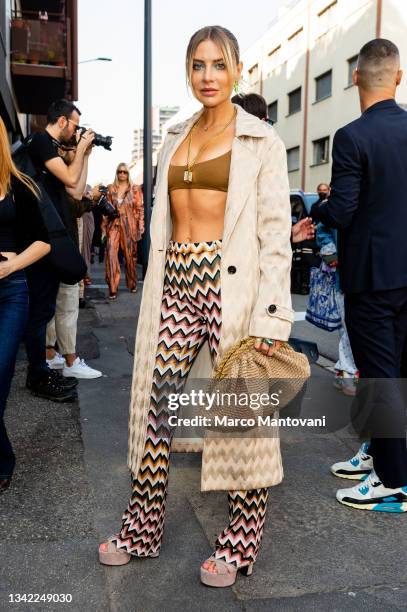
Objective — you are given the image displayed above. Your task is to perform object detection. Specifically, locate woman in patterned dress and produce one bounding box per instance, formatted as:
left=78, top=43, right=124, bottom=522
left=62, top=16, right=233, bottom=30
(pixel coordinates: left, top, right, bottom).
left=103, top=163, right=144, bottom=299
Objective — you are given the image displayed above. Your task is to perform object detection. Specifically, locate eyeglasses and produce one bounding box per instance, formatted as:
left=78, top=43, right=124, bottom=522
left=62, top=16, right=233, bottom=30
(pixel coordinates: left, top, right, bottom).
left=66, top=118, right=80, bottom=128
left=118, top=170, right=128, bottom=175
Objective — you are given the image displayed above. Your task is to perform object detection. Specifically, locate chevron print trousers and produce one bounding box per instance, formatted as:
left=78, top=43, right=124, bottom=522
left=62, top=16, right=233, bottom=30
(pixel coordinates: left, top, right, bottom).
left=113, top=240, right=269, bottom=567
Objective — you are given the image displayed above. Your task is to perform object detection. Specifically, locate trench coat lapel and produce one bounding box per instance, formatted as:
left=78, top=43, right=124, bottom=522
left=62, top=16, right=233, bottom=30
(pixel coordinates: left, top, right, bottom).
left=222, top=138, right=261, bottom=248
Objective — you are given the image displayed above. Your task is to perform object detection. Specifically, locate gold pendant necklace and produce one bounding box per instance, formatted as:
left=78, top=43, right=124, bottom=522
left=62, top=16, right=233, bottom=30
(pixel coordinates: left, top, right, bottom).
left=184, top=108, right=237, bottom=183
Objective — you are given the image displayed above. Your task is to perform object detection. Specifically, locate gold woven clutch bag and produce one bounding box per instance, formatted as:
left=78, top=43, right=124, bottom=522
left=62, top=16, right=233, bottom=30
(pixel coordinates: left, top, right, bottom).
left=205, top=337, right=310, bottom=431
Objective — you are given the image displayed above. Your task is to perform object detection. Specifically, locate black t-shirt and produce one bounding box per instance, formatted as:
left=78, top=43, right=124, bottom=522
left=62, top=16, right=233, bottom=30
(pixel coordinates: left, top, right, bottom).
left=28, top=131, right=76, bottom=240
left=0, top=193, right=17, bottom=251
left=11, top=177, right=50, bottom=254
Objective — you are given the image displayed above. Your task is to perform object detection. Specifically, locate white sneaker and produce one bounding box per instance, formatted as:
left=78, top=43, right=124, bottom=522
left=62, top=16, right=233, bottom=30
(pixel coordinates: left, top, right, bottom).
left=63, top=357, right=102, bottom=379
left=330, top=442, right=373, bottom=480
left=336, top=470, right=407, bottom=512
left=47, top=352, right=66, bottom=369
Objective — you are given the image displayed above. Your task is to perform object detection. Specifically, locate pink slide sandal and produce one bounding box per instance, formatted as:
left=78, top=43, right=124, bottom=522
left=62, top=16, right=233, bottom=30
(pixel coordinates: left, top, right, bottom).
left=98, top=539, right=131, bottom=566
left=200, top=556, right=253, bottom=587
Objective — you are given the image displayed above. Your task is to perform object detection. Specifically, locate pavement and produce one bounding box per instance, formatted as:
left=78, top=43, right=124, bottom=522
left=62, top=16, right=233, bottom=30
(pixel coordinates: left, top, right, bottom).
left=1, top=261, right=406, bottom=612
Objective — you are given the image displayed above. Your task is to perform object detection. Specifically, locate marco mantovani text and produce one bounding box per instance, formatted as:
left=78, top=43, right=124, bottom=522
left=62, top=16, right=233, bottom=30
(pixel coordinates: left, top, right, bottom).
left=168, top=415, right=326, bottom=428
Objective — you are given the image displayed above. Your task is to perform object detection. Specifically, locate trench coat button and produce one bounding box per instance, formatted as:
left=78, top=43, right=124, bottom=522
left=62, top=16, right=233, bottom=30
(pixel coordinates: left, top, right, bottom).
left=268, top=304, right=277, bottom=314
left=227, top=265, right=236, bottom=274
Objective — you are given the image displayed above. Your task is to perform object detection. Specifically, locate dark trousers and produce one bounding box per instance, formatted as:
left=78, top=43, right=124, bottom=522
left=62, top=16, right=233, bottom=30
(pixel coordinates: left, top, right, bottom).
left=0, top=271, right=29, bottom=478
left=24, top=261, right=59, bottom=381
left=345, top=287, right=407, bottom=488
left=401, top=336, right=407, bottom=378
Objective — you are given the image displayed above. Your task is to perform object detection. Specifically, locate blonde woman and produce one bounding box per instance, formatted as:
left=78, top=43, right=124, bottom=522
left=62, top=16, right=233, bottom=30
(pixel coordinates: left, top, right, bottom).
left=0, top=117, right=50, bottom=494
left=99, top=26, right=293, bottom=587
left=103, top=163, right=144, bottom=299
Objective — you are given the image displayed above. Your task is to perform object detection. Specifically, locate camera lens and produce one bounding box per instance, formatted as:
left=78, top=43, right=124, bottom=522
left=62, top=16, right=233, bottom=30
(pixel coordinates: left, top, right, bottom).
left=78, top=127, right=113, bottom=151
left=93, top=133, right=113, bottom=151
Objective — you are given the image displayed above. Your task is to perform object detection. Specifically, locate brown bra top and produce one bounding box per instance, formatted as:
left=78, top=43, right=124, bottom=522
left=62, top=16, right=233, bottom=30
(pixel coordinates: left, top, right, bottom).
left=168, top=150, right=231, bottom=193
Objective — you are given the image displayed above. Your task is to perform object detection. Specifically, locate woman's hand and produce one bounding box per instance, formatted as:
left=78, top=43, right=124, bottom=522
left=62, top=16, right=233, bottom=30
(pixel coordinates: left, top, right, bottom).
left=0, top=258, right=17, bottom=279
left=292, top=218, right=315, bottom=243
left=254, top=337, right=281, bottom=357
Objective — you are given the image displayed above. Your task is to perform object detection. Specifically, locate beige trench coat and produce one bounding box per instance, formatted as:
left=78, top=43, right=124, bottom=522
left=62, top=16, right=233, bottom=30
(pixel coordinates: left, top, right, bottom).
left=127, top=104, right=294, bottom=491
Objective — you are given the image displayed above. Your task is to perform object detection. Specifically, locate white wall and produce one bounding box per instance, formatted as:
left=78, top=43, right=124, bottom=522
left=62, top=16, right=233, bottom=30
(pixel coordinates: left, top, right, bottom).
left=306, top=0, right=375, bottom=190
left=241, top=0, right=407, bottom=191
left=381, top=0, right=407, bottom=106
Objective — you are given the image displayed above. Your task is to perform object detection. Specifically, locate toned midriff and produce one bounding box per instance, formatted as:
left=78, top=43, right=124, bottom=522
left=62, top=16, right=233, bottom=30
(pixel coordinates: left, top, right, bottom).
left=169, top=151, right=231, bottom=243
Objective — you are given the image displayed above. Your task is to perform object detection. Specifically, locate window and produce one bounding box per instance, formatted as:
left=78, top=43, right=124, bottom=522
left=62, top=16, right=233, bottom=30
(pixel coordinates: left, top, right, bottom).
left=313, top=137, right=330, bottom=165
left=287, top=146, right=300, bottom=172
left=268, top=45, right=281, bottom=72
left=268, top=100, right=278, bottom=124
left=315, top=70, right=332, bottom=102
left=248, top=63, right=259, bottom=86
left=288, top=87, right=301, bottom=115
left=347, top=55, right=358, bottom=86
left=317, top=1, right=338, bottom=37
left=287, top=27, right=304, bottom=55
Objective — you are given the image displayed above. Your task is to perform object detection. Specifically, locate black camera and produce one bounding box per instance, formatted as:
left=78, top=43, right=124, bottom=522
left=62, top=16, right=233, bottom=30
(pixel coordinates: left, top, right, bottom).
left=96, top=186, right=119, bottom=219
left=78, top=127, right=113, bottom=151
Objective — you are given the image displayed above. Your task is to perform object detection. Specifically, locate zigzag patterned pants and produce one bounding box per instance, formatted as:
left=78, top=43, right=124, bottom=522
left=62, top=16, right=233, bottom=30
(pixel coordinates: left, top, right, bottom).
left=113, top=240, right=269, bottom=568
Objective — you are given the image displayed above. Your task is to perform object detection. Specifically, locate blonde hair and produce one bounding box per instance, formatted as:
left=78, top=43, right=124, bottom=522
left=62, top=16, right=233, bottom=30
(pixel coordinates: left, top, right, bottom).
left=0, top=117, right=40, bottom=198
left=186, top=26, right=240, bottom=86
left=113, top=162, right=132, bottom=188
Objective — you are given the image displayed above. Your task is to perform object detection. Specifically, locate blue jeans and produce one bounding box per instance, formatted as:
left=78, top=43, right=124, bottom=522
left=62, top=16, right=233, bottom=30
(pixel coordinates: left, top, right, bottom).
left=0, top=270, right=29, bottom=478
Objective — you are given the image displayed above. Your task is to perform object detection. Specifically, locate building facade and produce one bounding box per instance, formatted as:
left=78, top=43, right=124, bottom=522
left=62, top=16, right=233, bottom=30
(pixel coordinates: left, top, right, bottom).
left=131, top=105, right=179, bottom=163
left=131, top=128, right=161, bottom=163
left=1, top=0, right=78, bottom=140
left=242, top=0, right=407, bottom=191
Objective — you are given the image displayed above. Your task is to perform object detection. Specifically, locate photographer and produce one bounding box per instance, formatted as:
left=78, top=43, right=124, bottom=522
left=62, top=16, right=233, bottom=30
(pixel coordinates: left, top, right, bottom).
left=102, top=164, right=144, bottom=299
left=25, top=99, right=95, bottom=401
left=46, top=161, right=102, bottom=379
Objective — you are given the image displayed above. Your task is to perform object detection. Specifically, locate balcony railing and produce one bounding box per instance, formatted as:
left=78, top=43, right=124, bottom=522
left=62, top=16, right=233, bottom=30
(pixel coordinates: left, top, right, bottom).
left=9, top=6, right=78, bottom=115
left=11, top=17, right=67, bottom=67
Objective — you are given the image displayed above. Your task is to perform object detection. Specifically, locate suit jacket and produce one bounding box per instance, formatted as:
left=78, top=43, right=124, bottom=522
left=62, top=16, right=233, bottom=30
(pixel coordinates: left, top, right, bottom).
left=127, top=104, right=293, bottom=491
left=311, top=99, right=407, bottom=293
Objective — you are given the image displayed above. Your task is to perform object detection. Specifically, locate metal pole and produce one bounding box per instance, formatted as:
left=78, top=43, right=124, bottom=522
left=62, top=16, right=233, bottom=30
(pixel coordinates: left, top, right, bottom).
left=142, top=0, right=152, bottom=278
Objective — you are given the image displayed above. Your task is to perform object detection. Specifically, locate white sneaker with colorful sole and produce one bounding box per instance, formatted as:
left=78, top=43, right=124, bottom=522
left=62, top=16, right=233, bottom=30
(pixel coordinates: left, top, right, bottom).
left=331, top=442, right=373, bottom=480
left=336, top=470, right=407, bottom=513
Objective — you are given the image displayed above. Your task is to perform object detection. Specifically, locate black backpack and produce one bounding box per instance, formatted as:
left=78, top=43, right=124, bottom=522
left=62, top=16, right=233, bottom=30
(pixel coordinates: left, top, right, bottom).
left=12, top=137, right=87, bottom=285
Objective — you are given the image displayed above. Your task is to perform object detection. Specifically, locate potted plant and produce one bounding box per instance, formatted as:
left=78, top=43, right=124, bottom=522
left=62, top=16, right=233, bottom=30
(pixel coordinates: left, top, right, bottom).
left=28, top=50, right=40, bottom=64
left=14, top=52, right=28, bottom=63
left=11, top=17, right=27, bottom=29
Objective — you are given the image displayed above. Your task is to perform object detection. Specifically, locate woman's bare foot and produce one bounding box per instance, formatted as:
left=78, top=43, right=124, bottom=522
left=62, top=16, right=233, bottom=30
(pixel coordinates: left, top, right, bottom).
left=201, top=559, right=219, bottom=573
left=99, top=540, right=131, bottom=566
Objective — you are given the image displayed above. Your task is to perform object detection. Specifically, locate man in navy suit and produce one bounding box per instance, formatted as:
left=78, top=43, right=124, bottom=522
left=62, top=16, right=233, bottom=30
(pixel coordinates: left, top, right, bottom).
left=312, top=39, right=407, bottom=512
